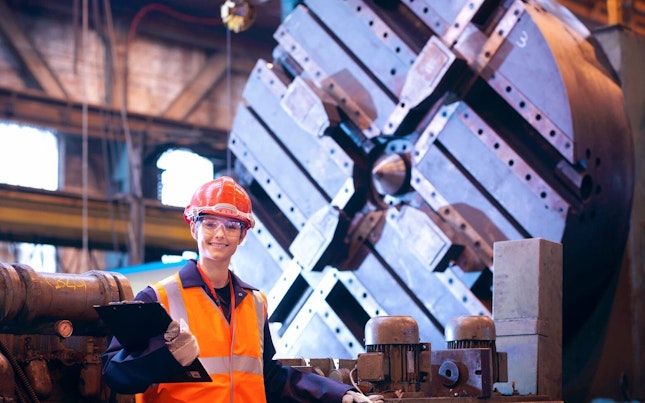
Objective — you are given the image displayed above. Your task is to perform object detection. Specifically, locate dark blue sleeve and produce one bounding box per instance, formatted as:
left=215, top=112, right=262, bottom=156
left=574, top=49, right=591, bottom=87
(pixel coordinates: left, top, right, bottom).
left=262, top=320, right=352, bottom=403
left=101, top=287, right=186, bottom=394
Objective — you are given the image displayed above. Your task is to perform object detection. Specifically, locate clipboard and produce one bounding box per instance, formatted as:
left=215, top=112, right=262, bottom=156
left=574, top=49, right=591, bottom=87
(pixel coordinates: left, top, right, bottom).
left=94, top=301, right=212, bottom=383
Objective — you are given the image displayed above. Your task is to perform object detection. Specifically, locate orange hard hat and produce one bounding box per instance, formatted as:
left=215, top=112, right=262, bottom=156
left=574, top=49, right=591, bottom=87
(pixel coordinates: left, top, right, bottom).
left=183, top=176, right=255, bottom=229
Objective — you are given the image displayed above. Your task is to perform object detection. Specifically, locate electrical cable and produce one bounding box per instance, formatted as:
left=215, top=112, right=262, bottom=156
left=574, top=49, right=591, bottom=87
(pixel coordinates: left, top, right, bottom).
left=349, top=366, right=366, bottom=396
left=0, top=340, right=40, bottom=403
left=226, top=25, right=232, bottom=177
left=127, top=4, right=221, bottom=48
left=81, top=0, right=89, bottom=272
left=102, top=0, right=130, bottom=257
left=72, top=0, right=79, bottom=74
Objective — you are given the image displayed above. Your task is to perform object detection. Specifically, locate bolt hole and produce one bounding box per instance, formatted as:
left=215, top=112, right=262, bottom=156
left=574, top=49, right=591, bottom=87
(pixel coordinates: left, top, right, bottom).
left=580, top=175, right=593, bottom=201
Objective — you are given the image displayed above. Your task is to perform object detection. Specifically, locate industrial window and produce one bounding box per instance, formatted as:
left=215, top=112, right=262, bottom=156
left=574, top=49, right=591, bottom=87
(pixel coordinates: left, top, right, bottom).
left=14, top=244, right=57, bottom=273
left=0, top=121, right=58, bottom=190
left=156, top=148, right=214, bottom=207
left=156, top=148, right=210, bottom=263
left=0, top=121, right=58, bottom=272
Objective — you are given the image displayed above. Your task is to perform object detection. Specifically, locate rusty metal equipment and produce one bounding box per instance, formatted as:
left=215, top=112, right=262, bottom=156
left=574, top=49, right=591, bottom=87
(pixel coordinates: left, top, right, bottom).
left=0, top=263, right=133, bottom=402
left=358, top=315, right=431, bottom=398
left=276, top=238, right=561, bottom=401
left=278, top=311, right=541, bottom=401
left=431, top=315, right=504, bottom=398
left=227, top=0, right=633, bottom=374
left=355, top=314, right=506, bottom=399
left=0, top=238, right=561, bottom=402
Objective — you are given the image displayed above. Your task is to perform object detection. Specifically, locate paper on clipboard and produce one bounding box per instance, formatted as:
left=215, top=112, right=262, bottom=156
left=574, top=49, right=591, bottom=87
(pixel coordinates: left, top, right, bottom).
left=94, top=301, right=212, bottom=383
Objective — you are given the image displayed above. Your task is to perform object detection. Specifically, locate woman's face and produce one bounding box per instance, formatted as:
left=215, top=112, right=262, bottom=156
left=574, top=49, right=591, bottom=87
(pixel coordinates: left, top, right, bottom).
left=191, top=216, right=246, bottom=264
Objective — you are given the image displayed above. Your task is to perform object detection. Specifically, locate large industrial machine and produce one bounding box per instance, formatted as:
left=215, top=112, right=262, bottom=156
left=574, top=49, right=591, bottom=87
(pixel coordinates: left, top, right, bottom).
left=0, top=0, right=634, bottom=401
left=223, top=0, right=634, bottom=399
left=228, top=0, right=633, bottom=362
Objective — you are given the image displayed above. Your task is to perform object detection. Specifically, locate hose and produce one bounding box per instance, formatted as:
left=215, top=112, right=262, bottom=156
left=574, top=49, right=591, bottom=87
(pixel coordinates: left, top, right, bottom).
left=0, top=339, right=40, bottom=403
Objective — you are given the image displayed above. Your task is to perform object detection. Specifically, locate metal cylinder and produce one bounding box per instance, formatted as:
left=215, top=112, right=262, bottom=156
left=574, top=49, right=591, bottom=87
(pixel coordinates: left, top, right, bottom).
left=328, top=367, right=352, bottom=385
left=364, top=316, right=419, bottom=345
left=372, top=152, right=410, bottom=196
left=0, top=262, right=27, bottom=322
left=445, top=315, right=501, bottom=383
left=445, top=315, right=496, bottom=346
left=363, top=316, right=423, bottom=394
left=0, top=263, right=134, bottom=323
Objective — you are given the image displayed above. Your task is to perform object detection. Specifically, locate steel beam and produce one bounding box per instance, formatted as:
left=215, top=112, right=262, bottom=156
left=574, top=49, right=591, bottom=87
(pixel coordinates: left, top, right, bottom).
left=162, top=53, right=228, bottom=121
left=0, top=184, right=194, bottom=255
left=0, top=87, right=229, bottom=155
left=0, top=0, right=67, bottom=99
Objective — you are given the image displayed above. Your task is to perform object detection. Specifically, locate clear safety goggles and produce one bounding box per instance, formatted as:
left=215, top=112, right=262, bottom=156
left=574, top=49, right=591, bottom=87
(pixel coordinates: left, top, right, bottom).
left=197, top=216, right=245, bottom=236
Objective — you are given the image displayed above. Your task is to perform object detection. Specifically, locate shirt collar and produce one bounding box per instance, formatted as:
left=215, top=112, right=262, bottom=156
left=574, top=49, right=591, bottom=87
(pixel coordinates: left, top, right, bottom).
left=178, top=259, right=258, bottom=292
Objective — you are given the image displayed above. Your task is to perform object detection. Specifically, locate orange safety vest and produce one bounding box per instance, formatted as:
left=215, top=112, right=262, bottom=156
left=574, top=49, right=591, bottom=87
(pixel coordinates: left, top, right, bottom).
left=137, top=273, right=267, bottom=403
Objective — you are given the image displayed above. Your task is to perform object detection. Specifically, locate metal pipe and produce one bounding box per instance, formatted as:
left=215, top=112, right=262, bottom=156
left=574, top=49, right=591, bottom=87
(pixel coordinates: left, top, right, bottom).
left=0, top=263, right=133, bottom=324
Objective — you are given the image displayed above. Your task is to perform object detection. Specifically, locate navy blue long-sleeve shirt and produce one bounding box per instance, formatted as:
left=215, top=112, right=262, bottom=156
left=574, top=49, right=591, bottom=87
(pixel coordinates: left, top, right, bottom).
left=101, top=260, right=352, bottom=402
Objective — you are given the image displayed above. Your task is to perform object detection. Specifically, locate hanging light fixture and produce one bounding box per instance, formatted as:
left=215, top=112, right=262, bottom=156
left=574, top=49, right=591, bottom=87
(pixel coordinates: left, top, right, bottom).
left=220, top=0, right=256, bottom=33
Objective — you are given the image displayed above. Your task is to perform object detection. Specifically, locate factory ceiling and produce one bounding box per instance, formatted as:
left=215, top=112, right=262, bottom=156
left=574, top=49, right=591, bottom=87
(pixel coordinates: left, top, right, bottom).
left=6, top=0, right=285, bottom=52
left=5, top=0, right=645, bottom=47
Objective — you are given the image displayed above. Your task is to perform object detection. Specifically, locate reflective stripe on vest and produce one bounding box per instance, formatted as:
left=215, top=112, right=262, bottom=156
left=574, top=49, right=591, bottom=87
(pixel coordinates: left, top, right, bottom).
left=200, top=354, right=262, bottom=375
left=153, top=274, right=188, bottom=321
